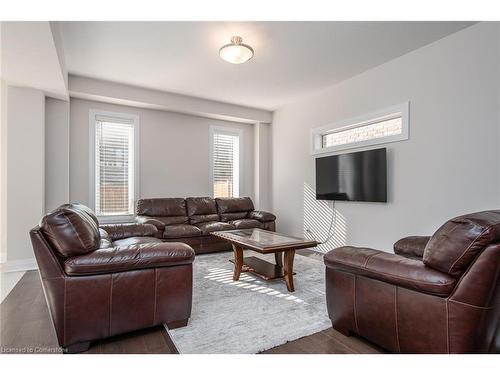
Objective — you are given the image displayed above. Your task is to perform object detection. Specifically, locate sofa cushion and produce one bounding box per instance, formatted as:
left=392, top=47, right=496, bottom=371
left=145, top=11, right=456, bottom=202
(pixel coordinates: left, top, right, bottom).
left=423, top=210, right=500, bottom=277
left=190, top=214, right=220, bottom=224
left=64, top=242, right=195, bottom=276
left=100, top=223, right=158, bottom=241
left=216, top=197, right=254, bottom=221
left=112, top=236, right=163, bottom=247
left=163, top=224, right=202, bottom=239
left=40, top=203, right=100, bottom=258
left=136, top=198, right=188, bottom=217
left=136, top=216, right=166, bottom=230
left=195, top=221, right=235, bottom=235
left=229, top=219, right=262, bottom=229
left=186, top=197, right=219, bottom=224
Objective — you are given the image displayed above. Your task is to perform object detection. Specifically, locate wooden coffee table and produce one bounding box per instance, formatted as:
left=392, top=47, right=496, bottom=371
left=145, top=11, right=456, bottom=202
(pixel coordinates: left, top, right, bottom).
left=211, top=228, right=318, bottom=292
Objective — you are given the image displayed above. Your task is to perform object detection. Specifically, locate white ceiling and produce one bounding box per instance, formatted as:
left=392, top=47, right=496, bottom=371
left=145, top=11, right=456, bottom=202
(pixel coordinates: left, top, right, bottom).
left=60, top=21, right=474, bottom=110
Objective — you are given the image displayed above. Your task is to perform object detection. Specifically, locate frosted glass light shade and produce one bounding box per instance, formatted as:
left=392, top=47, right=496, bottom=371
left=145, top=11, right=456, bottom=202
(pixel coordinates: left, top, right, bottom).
left=219, top=36, right=254, bottom=64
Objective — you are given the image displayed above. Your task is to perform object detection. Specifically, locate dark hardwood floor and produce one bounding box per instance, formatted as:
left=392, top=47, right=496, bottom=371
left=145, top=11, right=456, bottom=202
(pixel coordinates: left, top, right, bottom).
left=0, top=271, right=174, bottom=354
left=262, top=328, right=384, bottom=354
left=1, top=264, right=383, bottom=354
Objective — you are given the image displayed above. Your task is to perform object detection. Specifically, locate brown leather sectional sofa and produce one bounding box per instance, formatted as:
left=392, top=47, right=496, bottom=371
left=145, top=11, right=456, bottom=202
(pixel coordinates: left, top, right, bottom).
left=136, top=197, right=276, bottom=253
left=324, top=210, right=500, bottom=353
left=30, top=203, right=195, bottom=353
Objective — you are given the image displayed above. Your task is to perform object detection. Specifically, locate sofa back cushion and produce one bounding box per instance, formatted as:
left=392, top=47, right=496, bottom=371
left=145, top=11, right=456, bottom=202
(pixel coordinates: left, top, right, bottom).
left=136, top=198, right=188, bottom=224
left=423, top=210, right=500, bottom=277
left=40, top=203, right=100, bottom=258
left=216, top=197, right=254, bottom=222
left=186, top=197, right=219, bottom=224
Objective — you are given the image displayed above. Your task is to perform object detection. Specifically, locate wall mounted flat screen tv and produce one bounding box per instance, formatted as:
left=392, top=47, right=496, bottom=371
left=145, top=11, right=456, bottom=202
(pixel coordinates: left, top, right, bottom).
left=315, top=148, right=387, bottom=202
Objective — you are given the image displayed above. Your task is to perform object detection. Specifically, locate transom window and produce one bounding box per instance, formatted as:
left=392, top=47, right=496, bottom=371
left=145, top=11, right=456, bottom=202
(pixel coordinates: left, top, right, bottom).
left=90, top=110, right=139, bottom=220
left=322, top=116, right=402, bottom=148
left=210, top=126, right=241, bottom=198
left=311, top=102, right=409, bottom=155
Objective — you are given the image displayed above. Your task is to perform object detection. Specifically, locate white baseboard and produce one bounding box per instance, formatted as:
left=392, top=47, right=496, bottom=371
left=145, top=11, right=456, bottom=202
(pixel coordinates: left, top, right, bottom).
left=0, top=258, right=38, bottom=273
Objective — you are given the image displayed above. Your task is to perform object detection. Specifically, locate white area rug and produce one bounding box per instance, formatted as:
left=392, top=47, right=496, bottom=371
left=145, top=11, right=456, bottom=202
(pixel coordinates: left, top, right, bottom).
left=169, top=252, right=331, bottom=354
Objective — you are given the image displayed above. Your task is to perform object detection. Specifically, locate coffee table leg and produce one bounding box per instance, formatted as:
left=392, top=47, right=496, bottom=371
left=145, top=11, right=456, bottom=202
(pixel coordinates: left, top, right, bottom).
left=274, top=251, right=283, bottom=267
left=283, top=249, right=295, bottom=292
left=232, top=244, right=243, bottom=281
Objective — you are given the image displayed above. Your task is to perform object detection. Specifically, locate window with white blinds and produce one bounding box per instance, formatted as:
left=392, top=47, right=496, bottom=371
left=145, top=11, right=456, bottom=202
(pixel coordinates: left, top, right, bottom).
left=91, top=112, right=138, bottom=217
left=210, top=128, right=241, bottom=198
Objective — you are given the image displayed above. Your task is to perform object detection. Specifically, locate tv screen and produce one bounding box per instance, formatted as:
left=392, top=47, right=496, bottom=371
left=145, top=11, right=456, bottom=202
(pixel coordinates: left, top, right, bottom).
left=315, top=148, right=387, bottom=202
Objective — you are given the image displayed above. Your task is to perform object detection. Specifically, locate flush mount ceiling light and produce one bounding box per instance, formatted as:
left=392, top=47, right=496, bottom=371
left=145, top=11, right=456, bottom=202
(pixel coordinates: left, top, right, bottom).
left=219, top=36, right=254, bottom=64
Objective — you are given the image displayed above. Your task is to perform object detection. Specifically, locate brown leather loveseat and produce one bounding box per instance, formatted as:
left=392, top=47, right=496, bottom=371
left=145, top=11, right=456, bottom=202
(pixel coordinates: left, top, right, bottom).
left=30, top=203, right=195, bottom=353
left=136, top=197, right=276, bottom=253
left=324, top=210, right=500, bottom=353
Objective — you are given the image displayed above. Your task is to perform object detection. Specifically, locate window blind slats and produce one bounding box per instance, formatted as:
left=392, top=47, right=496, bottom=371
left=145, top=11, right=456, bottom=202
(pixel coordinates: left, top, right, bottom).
left=95, top=120, right=135, bottom=216
left=212, top=132, right=239, bottom=199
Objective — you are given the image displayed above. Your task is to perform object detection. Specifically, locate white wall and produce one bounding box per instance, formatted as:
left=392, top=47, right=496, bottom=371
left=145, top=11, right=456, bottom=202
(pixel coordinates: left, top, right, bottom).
left=253, top=122, right=272, bottom=211
left=1, top=21, right=67, bottom=276
left=45, top=97, right=70, bottom=212
left=271, top=22, right=500, bottom=252
left=0, top=80, right=7, bottom=263
left=5, top=87, right=45, bottom=261
left=70, top=98, right=255, bottom=207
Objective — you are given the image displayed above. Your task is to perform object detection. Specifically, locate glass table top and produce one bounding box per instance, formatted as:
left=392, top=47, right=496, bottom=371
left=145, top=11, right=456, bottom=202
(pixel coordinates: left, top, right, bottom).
left=212, top=228, right=317, bottom=250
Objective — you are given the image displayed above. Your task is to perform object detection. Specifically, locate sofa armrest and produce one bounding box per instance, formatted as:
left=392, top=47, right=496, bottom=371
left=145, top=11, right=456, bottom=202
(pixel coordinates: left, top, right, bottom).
left=393, top=236, right=430, bottom=260
left=64, top=242, right=195, bottom=276
left=99, top=223, right=159, bottom=241
left=324, top=246, right=456, bottom=296
left=136, top=216, right=166, bottom=232
left=248, top=210, right=276, bottom=223
left=98, top=228, right=112, bottom=248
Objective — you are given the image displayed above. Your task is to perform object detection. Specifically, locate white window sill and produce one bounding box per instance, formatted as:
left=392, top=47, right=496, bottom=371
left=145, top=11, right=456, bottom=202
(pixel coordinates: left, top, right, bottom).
left=97, top=215, right=136, bottom=224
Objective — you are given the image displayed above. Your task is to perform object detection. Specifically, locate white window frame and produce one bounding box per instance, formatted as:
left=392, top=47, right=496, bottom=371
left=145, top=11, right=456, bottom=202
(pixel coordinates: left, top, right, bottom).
left=311, top=102, right=409, bottom=155
left=89, top=109, right=140, bottom=223
left=209, top=125, right=243, bottom=198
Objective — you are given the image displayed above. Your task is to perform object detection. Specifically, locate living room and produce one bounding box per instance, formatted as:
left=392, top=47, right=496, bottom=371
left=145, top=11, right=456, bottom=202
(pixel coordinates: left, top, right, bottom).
left=1, top=0, right=499, bottom=372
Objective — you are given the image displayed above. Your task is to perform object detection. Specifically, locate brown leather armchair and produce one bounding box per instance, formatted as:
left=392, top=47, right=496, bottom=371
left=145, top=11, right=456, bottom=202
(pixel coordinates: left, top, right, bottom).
left=324, top=210, right=500, bottom=353
left=30, top=203, right=195, bottom=353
